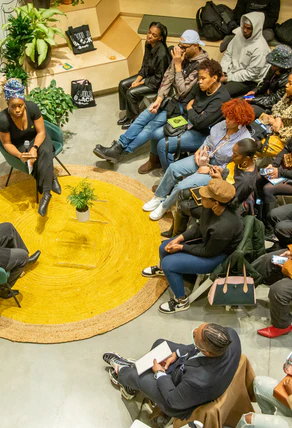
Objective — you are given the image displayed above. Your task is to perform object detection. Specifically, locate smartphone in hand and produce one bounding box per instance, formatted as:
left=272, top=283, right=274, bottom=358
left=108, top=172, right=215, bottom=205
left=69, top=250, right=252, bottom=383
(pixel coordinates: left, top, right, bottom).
left=260, top=168, right=274, bottom=176
left=272, top=255, right=289, bottom=265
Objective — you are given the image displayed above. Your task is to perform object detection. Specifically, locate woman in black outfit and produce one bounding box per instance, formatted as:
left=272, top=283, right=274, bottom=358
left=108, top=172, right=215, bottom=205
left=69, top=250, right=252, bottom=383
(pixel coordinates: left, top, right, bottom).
left=256, top=138, right=292, bottom=234
left=0, top=78, right=61, bottom=217
left=117, top=22, right=170, bottom=129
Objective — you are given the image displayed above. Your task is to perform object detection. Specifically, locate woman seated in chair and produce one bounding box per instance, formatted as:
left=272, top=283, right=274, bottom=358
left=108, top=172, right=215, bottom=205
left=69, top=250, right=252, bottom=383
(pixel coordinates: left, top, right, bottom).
left=165, top=138, right=260, bottom=238
left=142, top=179, right=243, bottom=314
left=256, top=137, right=292, bottom=236
left=143, top=98, right=255, bottom=221
left=0, top=222, right=40, bottom=300
left=0, top=78, right=61, bottom=217
left=118, top=22, right=170, bottom=130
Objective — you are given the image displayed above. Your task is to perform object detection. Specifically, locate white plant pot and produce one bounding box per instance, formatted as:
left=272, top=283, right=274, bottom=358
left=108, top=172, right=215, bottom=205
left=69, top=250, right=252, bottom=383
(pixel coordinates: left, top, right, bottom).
left=76, top=208, right=90, bottom=222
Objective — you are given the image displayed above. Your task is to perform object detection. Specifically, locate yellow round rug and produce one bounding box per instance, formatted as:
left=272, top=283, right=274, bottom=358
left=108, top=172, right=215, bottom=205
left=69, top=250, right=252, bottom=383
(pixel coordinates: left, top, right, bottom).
left=0, top=166, right=171, bottom=343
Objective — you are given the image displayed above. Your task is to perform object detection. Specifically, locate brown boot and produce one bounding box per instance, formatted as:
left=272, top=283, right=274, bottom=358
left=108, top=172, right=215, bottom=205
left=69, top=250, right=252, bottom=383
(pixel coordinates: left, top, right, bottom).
left=138, top=153, right=161, bottom=174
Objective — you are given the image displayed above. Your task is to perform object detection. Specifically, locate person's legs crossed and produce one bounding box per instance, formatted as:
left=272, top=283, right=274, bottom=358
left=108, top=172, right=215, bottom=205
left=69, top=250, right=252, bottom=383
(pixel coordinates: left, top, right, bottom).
left=125, top=85, right=155, bottom=120
left=254, top=376, right=292, bottom=417
left=118, top=76, right=137, bottom=112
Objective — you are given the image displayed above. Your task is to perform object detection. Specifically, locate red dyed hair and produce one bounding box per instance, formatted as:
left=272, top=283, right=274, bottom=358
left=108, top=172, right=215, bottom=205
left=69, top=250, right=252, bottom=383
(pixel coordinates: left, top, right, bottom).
left=221, top=98, right=255, bottom=126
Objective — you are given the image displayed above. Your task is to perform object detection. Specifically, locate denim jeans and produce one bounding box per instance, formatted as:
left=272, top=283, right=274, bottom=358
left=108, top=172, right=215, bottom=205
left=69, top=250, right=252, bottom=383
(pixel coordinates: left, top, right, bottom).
left=118, top=107, right=167, bottom=153
left=155, top=155, right=215, bottom=210
left=159, top=238, right=227, bottom=298
left=236, top=376, right=292, bottom=428
left=151, top=128, right=207, bottom=171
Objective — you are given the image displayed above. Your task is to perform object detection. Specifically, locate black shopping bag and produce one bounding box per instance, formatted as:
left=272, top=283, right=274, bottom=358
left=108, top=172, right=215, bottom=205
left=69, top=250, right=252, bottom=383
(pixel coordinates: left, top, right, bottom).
left=66, top=25, right=96, bottom=55
left=71, top=79, right=96, bottom=108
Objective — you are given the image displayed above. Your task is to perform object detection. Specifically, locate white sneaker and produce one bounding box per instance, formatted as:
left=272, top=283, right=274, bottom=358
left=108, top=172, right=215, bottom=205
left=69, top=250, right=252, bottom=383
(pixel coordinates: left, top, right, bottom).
left=150, top=204, right=167, bottom=220
left=143, top=196, right=165, bottom=212
left=142, top=265, right=164, bottom=277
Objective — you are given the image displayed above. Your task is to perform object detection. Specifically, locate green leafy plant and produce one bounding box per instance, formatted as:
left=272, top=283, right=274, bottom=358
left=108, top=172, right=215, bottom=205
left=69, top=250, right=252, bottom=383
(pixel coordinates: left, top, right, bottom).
left=66, top=179, right=98, bottom=212
left=0, top=13, right=32, bottom=85
left=14, top=3, right=66, bottom=66
left=26, top=79, right=76, bottom=126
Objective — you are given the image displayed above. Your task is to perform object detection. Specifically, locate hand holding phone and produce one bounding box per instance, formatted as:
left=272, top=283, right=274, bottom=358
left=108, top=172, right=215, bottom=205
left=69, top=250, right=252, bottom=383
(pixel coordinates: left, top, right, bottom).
left=272, top=255, right=289, bottom=265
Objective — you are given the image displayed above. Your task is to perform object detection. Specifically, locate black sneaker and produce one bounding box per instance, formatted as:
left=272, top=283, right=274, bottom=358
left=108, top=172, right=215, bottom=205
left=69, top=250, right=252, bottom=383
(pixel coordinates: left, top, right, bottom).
left=159, top=297, right=190, bottom=314
left=103, top=352, right=136, bottom=370
left=142, top=265, right=164, bottom=277
left=108, top=367, right=136, bottom=400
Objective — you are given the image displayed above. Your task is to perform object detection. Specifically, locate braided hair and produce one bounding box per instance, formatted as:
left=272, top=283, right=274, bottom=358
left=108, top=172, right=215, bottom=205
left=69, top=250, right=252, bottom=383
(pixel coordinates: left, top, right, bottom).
left=202, top=323, right=232, bottom=356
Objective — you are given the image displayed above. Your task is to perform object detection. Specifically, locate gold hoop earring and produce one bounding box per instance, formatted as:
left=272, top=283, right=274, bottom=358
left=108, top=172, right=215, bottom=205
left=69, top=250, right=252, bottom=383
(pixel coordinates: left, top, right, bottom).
left=240, top=160, right=248, bottom=169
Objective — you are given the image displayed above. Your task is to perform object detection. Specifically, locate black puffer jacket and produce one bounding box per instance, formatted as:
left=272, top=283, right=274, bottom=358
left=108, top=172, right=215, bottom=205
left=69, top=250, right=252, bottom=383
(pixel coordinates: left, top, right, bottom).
left=251, top=66, right=291, bottom=111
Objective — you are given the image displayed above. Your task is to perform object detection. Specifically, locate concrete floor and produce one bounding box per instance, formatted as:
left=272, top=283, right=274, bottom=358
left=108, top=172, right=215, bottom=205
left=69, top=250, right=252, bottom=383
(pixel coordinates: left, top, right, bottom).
left=0, top=92, right=292, bottom=428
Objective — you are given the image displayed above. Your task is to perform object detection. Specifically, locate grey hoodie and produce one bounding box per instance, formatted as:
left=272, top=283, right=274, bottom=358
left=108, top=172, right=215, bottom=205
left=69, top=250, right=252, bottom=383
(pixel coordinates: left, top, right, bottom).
left=221, top=12, right=270, bottom=83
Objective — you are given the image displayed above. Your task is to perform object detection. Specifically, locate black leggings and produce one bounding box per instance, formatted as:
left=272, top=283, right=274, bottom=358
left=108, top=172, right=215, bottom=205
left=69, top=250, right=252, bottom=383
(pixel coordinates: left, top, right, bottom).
left=118, top=75, right=155, bottom=119
left=257, top=176, right=292, bottom=203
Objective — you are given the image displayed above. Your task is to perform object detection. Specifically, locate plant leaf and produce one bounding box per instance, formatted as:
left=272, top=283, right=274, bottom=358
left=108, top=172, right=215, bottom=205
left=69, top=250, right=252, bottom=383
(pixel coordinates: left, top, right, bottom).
left=25, top=40, right=36, bottom=62
left=36, top=39, right=48, bottom=65
left=36, top=23, right=49, bottom=35
left=41, top=8, right=66, bottom=19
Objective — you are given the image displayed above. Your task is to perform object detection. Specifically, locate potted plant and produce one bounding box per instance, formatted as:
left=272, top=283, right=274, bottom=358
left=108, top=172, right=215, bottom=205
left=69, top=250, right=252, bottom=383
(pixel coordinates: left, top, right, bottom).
left=0, top=13, right=32, bottom=86
left=14, top=3, right=66, bottom=69
left=26, top=79, right=76, bottom=126
left=66, top=179, right=98, bottom=222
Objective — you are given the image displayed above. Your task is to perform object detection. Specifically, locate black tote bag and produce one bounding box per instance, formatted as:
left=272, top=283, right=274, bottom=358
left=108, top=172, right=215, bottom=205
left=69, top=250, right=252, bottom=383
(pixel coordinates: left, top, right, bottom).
left=71, top=79, right=96, bottom=108
left=66, top=25, right=96, bottom=55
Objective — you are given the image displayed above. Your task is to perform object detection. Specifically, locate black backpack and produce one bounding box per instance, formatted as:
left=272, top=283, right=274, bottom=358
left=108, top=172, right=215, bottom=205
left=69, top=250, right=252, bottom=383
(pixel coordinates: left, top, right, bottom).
left=196, top=1, right=234, bottom=42
left=275, top=19, right=292, bottom=47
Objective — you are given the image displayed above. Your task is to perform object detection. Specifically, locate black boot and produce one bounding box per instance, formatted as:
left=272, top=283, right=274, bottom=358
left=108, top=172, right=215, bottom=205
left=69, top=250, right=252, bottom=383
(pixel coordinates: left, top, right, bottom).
left=52, top=175, right=61, bottom=195
left=27, top=250, right=41, bottom=265
left=93, top=140, right=124, bottom=163
left=117, top=116, right=129, bottom=125
left=38, top=192, right=52, bottom=217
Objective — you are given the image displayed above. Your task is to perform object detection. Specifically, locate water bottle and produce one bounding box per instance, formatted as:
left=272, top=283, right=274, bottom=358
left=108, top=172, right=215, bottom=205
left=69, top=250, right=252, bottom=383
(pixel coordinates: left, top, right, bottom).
left=24, top=140, right=30, bottom=152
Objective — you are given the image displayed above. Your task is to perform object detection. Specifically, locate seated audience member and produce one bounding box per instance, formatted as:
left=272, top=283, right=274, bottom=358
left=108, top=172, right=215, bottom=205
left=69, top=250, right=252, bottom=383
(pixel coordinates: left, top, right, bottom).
left=221, top=12, right=270, bottom=97
left=0, top=79, right=61, bottom=217
left=103, top=322, right=241, bottom=421
left=267, top=204, right=292, bottom=248
left=245, top=45, right=292, bottom=118
left=143, top=99, right=254, bottom=221
left=256, top=137, right=292, bottom=235
left=93, top=30, right=209, bottom=164
left=139, top=59, right=230, bottom=173
left=236, top=376, right=292, bottom=427
left=0, top=222, right=40, bottom=299
left=165, top=138, right=259, bottom=238
left=118, top=22, right=170, bottom=130
left=220, top=0, right=280, bottom=52
left=143, top=180, right=243, bottom=313
left=252, top=245, right=292, bottom=338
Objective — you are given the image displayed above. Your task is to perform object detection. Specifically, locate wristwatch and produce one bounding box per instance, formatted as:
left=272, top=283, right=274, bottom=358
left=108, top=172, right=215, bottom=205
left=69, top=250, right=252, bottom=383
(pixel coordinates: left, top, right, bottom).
left=154, top=370, right=165, bottom=379
left=32, top=145, right=39, bottom=152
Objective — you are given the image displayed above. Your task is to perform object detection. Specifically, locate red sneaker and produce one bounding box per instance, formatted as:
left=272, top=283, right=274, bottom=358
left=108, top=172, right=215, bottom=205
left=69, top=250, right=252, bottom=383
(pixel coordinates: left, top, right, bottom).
left=257, top=325, right=292, bottom=338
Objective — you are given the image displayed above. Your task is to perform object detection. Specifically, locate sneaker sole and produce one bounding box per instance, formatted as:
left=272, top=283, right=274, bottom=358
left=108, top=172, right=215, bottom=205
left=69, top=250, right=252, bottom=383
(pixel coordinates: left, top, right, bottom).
left=93, top=149, right=119, bottom=163
left=120, top=386, right=136, bottom=401
left=142, top=203, right=162, bottom=212
left=108, top=367, right=121, bottom=387
left=142, top=272, right=165, bottom=278
left=158, top=305, right=190, bottom=314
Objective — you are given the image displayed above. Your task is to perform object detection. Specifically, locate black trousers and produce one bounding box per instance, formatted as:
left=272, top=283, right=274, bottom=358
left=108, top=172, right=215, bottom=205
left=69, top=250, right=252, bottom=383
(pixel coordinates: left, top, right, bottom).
left=256, top=176, right=292, bottom=203
left=224, top=80, right=256, bottom=97
left=267, top=205, right=292, bottom=247
left=0, top=222, right=29, bottom=287
left=252, top=250, right=292, bottom=328
left=19, top=133, right=54, bottom=193
left=118, top=338, right=193, bottom=419
left=118, top=75, right=155, bottom=119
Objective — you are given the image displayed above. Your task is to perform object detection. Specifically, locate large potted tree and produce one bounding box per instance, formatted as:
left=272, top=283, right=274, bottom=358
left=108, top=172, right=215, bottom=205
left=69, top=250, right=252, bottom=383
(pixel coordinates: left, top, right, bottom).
left=14, top=3, right=66, bottom=69
left=66, top=179, right=98, bottom=222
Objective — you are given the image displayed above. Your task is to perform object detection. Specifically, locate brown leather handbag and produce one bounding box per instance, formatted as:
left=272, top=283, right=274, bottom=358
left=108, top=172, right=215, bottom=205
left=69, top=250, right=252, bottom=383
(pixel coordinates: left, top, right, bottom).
left=283, top=153, right=292, bottom=169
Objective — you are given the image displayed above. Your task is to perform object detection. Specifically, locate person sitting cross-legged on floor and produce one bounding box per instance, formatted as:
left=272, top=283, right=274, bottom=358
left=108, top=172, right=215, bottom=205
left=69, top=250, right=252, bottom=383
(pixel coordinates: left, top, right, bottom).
left=252, top=244, right=292, bottom=338
left=93, top=30, right=209, bottom=168
left=0, top=222, right=41, bottom=299
left=142, top=180, right=243, bottom=314
left=103, top=322, right=241, bottom=422
left=143, top=98, right=254, bottom=221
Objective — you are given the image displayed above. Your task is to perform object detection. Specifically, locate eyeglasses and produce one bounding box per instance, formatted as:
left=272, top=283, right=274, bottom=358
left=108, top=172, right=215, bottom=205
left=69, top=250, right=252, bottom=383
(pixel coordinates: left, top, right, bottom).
left=178, top=44, right=193, bottom=51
